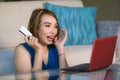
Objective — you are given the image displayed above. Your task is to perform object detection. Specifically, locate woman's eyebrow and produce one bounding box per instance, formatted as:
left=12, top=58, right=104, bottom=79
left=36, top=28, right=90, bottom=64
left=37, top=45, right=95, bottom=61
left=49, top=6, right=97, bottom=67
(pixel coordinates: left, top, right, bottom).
left=43, top=22, right=58, bottom=26
left=43, top=22, right=51, bottom=25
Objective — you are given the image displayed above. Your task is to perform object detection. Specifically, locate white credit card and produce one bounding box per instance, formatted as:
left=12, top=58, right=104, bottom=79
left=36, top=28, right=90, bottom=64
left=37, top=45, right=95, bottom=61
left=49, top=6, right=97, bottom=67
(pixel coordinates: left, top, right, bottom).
left=19, top=26, right=32, bottom=36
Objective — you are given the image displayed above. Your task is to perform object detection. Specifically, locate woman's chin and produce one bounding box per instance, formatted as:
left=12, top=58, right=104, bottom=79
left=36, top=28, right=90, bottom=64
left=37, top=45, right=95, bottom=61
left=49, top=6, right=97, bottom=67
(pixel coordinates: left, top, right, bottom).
left=46, top=41, right=53, bottom=45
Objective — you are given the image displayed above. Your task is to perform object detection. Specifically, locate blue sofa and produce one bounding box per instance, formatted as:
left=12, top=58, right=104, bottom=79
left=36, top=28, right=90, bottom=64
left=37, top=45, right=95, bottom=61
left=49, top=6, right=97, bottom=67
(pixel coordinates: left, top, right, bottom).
left=0, top=0, right=120, bottom=76
left=0, top=49, right=16, bottom=74
left=0, top=21, right=120, bottom=75
left=96, top=21, right=120, bottom=38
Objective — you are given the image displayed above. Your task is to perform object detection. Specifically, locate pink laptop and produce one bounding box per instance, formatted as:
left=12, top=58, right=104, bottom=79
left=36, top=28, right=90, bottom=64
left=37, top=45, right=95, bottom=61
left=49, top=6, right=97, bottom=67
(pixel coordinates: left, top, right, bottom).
left=62, top=36, right=117, bottom=72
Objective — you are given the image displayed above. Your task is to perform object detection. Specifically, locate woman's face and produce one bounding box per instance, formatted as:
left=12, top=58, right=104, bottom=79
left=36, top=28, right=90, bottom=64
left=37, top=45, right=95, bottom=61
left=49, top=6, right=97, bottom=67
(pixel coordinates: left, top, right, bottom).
left=38, top=14, right=58, bottom=45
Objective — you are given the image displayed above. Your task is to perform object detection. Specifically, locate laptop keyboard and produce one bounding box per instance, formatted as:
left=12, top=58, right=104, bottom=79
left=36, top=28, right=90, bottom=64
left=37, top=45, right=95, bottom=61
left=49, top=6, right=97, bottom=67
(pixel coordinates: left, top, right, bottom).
left=62, top=63, right=90, bottom=72
left=69, top=63, right=89, bottom=70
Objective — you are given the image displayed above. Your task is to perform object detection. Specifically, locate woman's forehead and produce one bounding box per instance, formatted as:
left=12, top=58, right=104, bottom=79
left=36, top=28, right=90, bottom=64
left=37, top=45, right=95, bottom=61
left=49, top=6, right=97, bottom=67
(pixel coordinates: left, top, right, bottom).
left=41, top=14, right=57, bottom=24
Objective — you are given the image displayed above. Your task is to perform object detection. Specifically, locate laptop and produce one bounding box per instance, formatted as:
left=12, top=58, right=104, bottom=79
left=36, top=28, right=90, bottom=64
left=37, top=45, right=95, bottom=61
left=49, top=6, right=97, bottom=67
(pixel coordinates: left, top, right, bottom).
left=62, top=36, right=117, bottom=72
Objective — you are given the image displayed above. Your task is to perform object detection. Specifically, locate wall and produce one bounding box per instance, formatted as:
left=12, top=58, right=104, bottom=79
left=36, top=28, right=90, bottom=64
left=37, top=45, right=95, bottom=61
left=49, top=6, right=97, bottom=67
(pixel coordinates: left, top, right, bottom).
left=82, top=0, right=120, bottom=21
left=0, top=0, right=83, bottom=49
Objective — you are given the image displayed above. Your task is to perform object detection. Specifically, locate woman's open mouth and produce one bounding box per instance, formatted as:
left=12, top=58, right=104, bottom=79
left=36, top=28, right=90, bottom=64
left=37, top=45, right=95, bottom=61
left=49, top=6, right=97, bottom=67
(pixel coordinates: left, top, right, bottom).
left=47, top=36, right=54, bottom=42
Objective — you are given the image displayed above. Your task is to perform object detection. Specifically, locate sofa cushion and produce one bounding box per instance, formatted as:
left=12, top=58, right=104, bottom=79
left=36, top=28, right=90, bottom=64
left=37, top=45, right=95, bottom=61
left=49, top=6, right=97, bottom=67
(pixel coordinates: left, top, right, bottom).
left=96, top=21, right=120, bottom=38
left=64, top=45, right=116, bottom=67
left=44, top=3, right=97, bottom=46
left=0, top=49, right=16, bottom=74
left=65, top=45, right=92, bottom=67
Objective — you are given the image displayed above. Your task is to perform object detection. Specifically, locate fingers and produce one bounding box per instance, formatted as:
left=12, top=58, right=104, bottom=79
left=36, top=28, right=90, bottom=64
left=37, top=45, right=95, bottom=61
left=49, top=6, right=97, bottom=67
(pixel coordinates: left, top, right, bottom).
left=24, top=36, right=35, bottom=45
left=54, top=28, right=67, bottom=44
left=24, top=36, right=29, bottom=42
left=29, top=36, right=34, bottom=44
left=61, top=28, right=67, bottom=42
left=24, top=36, right=41, bottom=50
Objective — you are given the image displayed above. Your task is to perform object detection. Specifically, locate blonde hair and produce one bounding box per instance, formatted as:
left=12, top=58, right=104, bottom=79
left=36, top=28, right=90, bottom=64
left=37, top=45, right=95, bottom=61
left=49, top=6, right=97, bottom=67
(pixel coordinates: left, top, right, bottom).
left=28, top=9, right=60, bottom=39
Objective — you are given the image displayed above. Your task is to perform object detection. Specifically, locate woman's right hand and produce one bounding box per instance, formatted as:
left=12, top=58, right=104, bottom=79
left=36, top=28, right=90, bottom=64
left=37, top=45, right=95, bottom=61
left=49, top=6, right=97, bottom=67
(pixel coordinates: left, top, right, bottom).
left=24, top=36, right=42, bottom=51
left=24, top=36, right=43, bottom=71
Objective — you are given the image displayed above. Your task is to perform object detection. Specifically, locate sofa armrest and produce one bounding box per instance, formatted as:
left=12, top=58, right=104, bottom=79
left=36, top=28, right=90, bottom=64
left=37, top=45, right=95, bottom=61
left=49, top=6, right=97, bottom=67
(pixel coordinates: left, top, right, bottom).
left=65, top=45, right=116, bottom=67
left=65, top=45, right=92, bottom=67
left=96, top=21, right=120, bottom=38
left=0, top=49, right=16, bottom=75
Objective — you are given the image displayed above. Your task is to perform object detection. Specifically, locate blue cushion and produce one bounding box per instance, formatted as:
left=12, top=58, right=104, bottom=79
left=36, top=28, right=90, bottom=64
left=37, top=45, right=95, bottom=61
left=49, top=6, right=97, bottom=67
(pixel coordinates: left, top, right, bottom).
left=44, top=3, right=97, bottom=45
left=0, top=49, right=16, bottom=74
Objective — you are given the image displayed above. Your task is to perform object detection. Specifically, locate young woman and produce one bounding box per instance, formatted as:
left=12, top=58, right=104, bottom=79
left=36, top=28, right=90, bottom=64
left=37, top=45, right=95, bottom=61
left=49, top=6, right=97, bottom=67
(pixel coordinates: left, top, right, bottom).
left=14, top=9, right=68, bottom=73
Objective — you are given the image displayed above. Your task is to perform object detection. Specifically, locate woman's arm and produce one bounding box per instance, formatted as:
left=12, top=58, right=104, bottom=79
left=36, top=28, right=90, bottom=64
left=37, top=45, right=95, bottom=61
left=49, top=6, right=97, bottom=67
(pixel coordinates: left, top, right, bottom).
left=57, top=44, right=68, bottom=68
left=54, top=29, right=68, bottom=68
left=14, top=45, right=32, bottom=73
left=24, top=36, right=43, bottom=72
left=58, top=52, right=68, bottom=69
left=32, top=49, right=43, bottom=72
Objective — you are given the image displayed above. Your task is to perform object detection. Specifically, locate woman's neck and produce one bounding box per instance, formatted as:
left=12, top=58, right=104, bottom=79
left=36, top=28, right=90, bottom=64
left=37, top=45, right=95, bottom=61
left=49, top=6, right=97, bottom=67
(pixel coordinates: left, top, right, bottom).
left=41, top=44, right=49, bottom=65
left=42, top=45, right=48, bottom=54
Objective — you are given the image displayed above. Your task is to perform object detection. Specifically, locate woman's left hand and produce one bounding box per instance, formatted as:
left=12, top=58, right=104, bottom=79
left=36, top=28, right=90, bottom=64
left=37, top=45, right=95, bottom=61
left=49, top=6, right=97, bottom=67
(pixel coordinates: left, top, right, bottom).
left=54, top=29, right=67, bottom=53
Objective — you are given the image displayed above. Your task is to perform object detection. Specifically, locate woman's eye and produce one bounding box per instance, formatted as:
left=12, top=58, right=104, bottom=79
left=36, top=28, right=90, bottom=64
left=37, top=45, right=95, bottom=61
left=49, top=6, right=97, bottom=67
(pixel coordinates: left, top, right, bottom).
left=45, top=25, right=50, bottom=27
left=54, top=26, right=58, bottom=28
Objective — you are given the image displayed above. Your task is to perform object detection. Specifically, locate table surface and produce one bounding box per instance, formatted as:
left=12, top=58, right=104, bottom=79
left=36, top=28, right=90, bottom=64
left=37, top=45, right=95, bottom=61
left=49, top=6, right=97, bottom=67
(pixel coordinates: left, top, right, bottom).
left=0, top=64, right=120, bottom=80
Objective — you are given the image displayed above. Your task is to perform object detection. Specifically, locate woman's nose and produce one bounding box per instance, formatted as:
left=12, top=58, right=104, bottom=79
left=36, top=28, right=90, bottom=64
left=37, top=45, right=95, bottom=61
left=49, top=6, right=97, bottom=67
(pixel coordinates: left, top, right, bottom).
left=50, top=28, right=56, bottom=34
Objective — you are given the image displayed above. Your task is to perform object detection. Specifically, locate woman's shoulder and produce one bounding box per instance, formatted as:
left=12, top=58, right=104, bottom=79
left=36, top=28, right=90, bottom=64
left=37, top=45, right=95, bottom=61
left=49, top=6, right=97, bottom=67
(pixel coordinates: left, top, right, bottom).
left=14, top=43, right=31, bottom=57
left=20, top=42, right=28, bottom=47
left=19, top=42, right=33, bottom=50
left=15, top=43, right=32, bottom=53
left=15, top=42, right=26, bottom=51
